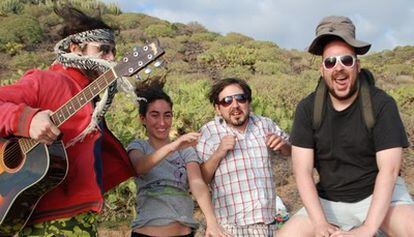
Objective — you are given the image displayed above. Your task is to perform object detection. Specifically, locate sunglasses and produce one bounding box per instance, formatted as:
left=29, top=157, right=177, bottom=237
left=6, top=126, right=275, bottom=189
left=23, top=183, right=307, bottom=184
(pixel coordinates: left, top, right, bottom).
left=88, top=42, right=116, bottom=55
left=322, top=55, right=356, bottom=70
left=217, top=93, right=248, bottom=107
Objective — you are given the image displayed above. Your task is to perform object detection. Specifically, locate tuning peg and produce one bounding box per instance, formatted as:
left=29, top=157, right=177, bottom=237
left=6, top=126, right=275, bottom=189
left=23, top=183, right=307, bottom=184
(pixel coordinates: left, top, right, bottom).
left=144, top=68, right=152, bottom=74
left=154, top=60, right=163, bottom=68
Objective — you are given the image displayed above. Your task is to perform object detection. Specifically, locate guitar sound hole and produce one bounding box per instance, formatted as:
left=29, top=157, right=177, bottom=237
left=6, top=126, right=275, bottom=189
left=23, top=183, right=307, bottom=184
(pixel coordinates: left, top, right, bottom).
left=4, top=141, right=24, bottom=170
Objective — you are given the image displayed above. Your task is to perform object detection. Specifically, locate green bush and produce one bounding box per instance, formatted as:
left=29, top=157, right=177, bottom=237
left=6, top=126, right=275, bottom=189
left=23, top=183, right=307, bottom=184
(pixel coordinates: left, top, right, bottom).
left=198, top=44, right=257, bottom=68
left=9, top=51, right=51, bottom=70
left=1, top=42, right=23, bottom=56
left=144, top=23, right=177, bottom=38
left=106, top=93, right=142, bottom=146
left=168, top=61, right=192, bottom=74
left=159, top=37, right=184, bottom=53
left=217, top=32, right=253, bottom=45
left=22, top=4, right=50, bottom=18
left=254, top=61, right=288, bottom=75
left=191, top=32, right=220, bottom=42
left=135, top=14, right=163, bottom=29
left=118, top=29, right=146, bottom=45
left=165, top=75, right=215, bottom=133
left=220, top=65, right=252, bottom=79
left=113, top=13, right=142, bottom=30
left=0, top=15, right=43, bottom=48
left=172, top=22, right=191, bottom=36
left=0, top=0, right=24, bottom=15
left=245, top=40, right=279, bottom=49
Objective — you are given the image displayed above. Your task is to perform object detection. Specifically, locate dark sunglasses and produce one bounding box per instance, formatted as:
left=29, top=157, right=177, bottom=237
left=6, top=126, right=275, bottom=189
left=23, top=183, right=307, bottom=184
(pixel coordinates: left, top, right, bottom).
left=323, top=55, right=356, bottom=70
left=98, top=44, right=116, bottom=55
left=217, top=93, right=248, bottom=107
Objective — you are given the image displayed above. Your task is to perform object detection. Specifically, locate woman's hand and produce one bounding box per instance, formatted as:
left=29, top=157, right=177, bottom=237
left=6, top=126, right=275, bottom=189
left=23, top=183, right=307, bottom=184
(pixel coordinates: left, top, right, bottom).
left=205, top=222, right=232, bottom=237
left=170, top=132, right=201, bottom=151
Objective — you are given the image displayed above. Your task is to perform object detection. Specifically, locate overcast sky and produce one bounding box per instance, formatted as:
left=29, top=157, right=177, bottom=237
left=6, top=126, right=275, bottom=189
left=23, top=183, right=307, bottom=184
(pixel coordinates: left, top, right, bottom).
left=103, top=0, right=414, bottom=53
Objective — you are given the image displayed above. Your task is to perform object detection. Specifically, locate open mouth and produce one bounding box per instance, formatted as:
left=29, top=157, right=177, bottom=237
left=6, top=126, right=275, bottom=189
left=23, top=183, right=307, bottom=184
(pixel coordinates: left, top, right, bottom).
left=333, top=74, right=349, bottom=90
left=230, top=110, right=243, bottom=117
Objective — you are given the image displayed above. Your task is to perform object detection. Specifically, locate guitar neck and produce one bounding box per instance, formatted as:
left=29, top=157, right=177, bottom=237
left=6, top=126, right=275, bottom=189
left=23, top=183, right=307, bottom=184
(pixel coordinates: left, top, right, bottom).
left=50, top=69, right=117, bottom=126
left=19, top=69, right=117, bottom=153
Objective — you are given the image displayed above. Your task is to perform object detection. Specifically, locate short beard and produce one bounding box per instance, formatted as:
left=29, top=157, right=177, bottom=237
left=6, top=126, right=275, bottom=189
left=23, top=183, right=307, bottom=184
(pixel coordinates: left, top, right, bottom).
left=225, top=113, right=248, bottom=128
left=329, top=79, right=359, bottom=101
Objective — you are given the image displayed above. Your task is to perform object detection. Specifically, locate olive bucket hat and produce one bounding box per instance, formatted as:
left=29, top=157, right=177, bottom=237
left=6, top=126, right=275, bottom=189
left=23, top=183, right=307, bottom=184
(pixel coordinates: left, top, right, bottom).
left=308, top=15, right=371, bottom=55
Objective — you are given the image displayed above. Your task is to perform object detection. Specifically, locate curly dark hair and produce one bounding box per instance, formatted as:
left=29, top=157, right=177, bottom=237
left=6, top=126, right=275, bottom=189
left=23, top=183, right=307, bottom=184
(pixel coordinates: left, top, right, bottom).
left=135, top=77, right=173, bottom=116
left=208, top=78, right=252, bottom=105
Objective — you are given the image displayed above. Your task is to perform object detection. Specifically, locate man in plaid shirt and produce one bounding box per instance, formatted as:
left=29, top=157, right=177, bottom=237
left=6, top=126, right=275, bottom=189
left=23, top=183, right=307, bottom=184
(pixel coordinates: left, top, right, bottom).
left=196, top=78, right=291, bottom=237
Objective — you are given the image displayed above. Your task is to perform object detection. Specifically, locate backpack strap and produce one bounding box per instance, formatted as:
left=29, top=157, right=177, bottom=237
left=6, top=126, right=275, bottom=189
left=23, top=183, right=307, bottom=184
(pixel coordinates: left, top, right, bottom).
left=359, top=68, right=375, bottom=131
left=312, top=76, right=327, bottom=130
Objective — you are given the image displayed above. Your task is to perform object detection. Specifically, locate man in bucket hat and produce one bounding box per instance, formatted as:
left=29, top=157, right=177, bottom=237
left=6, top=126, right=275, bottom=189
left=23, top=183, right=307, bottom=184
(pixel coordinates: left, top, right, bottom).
left=277, top=16, right=414, bottom=237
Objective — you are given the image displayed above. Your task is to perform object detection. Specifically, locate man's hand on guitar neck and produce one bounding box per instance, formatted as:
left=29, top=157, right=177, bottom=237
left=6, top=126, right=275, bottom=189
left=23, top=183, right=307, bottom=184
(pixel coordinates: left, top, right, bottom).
left=29, top=110, right=61, bottom=145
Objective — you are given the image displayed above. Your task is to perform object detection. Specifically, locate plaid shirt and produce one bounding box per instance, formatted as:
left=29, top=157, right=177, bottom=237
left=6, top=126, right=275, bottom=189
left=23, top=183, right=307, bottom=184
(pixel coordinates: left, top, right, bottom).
left=196, top=114, right=289, bottom=226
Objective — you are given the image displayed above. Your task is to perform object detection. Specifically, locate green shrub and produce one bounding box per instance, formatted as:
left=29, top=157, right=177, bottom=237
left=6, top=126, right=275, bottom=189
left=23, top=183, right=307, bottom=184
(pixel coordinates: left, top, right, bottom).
left=172, top=22, right=191, bottom=35
left=245, top=40, right=279, bottom=49
left=383, top=64, right=413, bottom=77
left=22, top=4, right=50, bottom=18
left=118, top=29, right=146, bottom=45
left=0, top=0, right=24, bottom=15
left=168, top=61, right=192, bottom=74
left=165, top=76, right=214, bottom=133
left=198, top=45, right=257, bottom=68
left=136, top=14, right=163, bottom=29
left=0, top=15, right=43, bottom=48
left=113, top=13, right=142, bottom=30
left=220, top=65, right=252, bottom=79
left=254, top=61, right=287, bottom=75
left=9, top=51, right=51, bottom=70
left=175, top=35, right=190, bottom=43
left=217, top=32, right=253, bottom=45
left=106, top=93, right=142, bottom=145
left=159, top=37, right=184, bottom=52
left=1, top=42, right=23, bottom=56
left=191, top=32, right=220, bottom=42
left=144, top=23, right=177, bottom=38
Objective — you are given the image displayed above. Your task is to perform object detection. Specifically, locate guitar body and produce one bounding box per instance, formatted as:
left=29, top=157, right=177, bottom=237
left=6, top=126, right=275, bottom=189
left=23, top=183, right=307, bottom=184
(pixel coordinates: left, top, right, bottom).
left=0, top=138, right=68, bottom=236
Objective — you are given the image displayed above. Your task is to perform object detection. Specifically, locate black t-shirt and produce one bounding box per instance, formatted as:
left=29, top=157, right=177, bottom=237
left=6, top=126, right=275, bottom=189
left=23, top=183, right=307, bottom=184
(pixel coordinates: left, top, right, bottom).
left=290, top=86, right=409, bottom=202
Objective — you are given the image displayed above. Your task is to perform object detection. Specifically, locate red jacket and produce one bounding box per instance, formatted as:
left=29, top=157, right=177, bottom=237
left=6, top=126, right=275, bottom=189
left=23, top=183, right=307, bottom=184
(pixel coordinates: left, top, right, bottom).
left=0, top=64, right=135, bottom=223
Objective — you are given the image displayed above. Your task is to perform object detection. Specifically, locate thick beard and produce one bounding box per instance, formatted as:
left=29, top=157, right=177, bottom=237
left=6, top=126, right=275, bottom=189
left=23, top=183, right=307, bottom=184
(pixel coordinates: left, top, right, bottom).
left=329, top=79, right=359, bottom=101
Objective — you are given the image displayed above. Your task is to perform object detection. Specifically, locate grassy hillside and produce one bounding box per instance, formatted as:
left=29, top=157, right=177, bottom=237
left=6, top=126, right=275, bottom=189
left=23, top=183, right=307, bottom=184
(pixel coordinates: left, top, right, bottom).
left=0, top=0, right=413, bottom=231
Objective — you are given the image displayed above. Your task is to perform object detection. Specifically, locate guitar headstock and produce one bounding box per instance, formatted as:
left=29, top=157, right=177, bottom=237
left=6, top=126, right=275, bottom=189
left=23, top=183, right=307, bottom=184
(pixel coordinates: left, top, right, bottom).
left=113, top=40, right=165, bottom=77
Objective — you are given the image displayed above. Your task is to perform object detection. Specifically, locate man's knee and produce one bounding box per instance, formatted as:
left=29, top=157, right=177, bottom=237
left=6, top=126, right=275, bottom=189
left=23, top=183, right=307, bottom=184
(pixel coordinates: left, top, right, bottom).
left=381, top=204, right=414, bottom=236
left=277, top=215, right=314, bottom=237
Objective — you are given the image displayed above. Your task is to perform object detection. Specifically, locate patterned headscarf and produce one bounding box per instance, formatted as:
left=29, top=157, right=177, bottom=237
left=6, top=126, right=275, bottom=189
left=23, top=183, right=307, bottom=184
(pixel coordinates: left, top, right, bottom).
left=54, top=28, right=115, bottom=73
